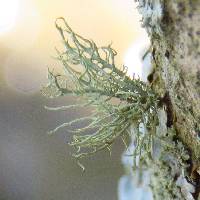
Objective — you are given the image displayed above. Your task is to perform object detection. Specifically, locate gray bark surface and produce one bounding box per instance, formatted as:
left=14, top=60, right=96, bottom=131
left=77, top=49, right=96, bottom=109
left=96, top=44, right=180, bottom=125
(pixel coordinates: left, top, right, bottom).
left=136, top=0, right=200, bottom=199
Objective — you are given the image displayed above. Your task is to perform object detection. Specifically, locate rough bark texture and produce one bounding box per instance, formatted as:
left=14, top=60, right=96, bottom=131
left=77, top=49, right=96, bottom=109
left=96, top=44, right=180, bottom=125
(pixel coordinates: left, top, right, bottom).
left=137, top=0, right=200, bottom=199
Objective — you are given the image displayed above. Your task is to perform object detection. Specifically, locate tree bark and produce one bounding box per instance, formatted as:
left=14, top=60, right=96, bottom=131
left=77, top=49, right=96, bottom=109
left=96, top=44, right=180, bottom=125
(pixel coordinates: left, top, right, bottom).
left=136, top=0, right=200, bottom=199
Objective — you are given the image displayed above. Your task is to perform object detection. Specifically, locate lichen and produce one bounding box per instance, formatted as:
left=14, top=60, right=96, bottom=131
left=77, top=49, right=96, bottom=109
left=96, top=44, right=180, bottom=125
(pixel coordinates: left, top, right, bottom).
left=43, top=18, right=158, bottom=168
left=148, top=109, right=192, bottom=200
left=135, top=0, right=163, bottom=35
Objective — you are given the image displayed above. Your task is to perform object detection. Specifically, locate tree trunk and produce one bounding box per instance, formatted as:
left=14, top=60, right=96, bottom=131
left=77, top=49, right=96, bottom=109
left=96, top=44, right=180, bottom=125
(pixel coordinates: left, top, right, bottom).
left=136, top=0, right=200, bottom=199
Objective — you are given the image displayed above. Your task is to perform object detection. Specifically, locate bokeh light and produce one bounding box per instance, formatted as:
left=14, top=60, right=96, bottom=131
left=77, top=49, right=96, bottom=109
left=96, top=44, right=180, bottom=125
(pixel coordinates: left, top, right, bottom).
left=0, top=0, right=20, bottom=34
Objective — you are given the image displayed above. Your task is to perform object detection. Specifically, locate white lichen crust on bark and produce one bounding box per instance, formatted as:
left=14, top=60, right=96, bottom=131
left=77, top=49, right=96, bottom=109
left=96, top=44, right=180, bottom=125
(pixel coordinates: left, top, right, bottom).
left=136, top=0, right=200, bottom=199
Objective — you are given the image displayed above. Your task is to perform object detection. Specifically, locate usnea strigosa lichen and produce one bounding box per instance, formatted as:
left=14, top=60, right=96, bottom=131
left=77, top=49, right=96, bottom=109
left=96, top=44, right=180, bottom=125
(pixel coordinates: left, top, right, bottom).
left=42, top=17, right=158, bottom=168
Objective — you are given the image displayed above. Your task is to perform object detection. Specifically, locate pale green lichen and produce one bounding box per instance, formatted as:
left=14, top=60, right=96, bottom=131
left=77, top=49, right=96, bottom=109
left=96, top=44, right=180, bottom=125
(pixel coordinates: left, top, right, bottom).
left=147, top=108, right=193, bottom=200
left=43, top=17, right=158, bottom=165
left=135, top=0, right=163, bottom=35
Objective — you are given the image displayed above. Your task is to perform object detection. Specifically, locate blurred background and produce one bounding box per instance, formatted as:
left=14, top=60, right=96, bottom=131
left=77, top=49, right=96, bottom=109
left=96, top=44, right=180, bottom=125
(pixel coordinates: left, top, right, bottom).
left=0, top=0, right=149, bottom=199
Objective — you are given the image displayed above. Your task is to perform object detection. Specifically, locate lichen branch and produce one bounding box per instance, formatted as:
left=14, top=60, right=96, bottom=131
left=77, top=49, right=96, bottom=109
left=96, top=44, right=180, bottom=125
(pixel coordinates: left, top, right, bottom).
left=43, top=17, right=158, bottom=165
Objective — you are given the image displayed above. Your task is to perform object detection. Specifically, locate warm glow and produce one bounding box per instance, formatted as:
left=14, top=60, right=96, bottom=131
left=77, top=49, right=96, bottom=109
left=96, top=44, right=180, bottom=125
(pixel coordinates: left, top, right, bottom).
left=1, top=0, right=147, bottom=93
left=0, top=0, right=19, bottom=33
